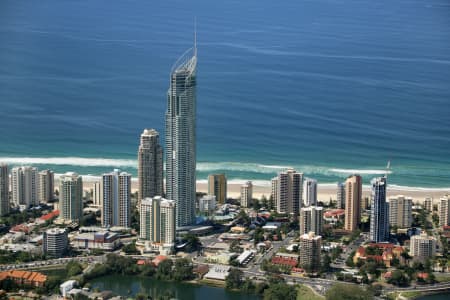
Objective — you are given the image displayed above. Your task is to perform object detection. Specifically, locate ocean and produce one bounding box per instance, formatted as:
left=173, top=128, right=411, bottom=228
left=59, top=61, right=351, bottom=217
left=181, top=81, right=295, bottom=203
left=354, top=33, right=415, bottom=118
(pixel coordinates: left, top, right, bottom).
left=0, top=0, right=449, bottom=189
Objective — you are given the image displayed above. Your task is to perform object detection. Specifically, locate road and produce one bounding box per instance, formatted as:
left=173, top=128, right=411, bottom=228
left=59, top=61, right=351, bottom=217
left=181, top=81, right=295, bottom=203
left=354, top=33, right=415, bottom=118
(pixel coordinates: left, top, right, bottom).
left=0, top=255, right=105, bottom=271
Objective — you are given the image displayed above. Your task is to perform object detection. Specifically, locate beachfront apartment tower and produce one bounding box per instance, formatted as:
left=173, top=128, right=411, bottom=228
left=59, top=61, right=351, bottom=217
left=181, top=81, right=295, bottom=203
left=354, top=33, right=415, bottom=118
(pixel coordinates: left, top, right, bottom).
left=299, top=232, right=322, bottom=273
left=140, top=196, right=176, bottom=246
left=92, top=181, right=101, bottom=207
left=299, top=206, right=323, bottom=235
left=344, top=175, right=362, bottom=231
left=303, top=178, right=317, bottom=207
left=240, top=181, right=253, bottom=208
left=11, top=166, right=39, bottom=208
left=208, top=174, right=227, bottom=204
left=388, top=195, right=412, bottom=229
left=369, top=177, right=389, bottom=242
left=336, top=182, right=345, bottom=209
left=0, top=164, right=9, bottom=216
left=38, top=169, right=54, bottom=203
left=138, top=129, right=163, bottom=203
left=424, top=196, right=433, bottom=212
left=165, top=43, right=197, bottom=227
left=410, top=232, right=437, bottom=262
left=59, top=172, right=83, bottom=223
left=438, top=195, right=450, bottom=227
left=273, top=169, right=303, bottom=215
left=101, top=169, right=131, bottom=228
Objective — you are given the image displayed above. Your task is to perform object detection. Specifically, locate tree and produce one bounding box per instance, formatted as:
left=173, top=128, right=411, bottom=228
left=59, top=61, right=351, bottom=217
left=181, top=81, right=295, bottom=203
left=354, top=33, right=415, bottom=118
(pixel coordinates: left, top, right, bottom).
left=173, top=258, right=194, bottom=281
left=184, top=234, right=201, bottom=253
left=263, top=282, right=297, bottom=300
left=66, top=260, right=83, bottom=277
left=122, top=242, right=139, bottom=255
left=321, top=254, right=332, bottom=273
left=346, top=251, right=356, bottom=267
left=325, top=283, right=374, bottom=300
left=388, top=270, right=409, bottom=287
left=155, top=259, right=173, bottom=280
left=230, top=240, right=243, bottom=253
left=225, top=268, right=243, bottom=290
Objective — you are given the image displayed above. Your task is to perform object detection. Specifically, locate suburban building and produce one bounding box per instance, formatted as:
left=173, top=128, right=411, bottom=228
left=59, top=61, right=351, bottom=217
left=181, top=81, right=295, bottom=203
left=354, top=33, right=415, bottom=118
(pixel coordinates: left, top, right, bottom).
left=0, top=270, right=47, bottom=288
left=72, top=231, right=120, bottom=251
left=410, top=232, right=437, bottom=262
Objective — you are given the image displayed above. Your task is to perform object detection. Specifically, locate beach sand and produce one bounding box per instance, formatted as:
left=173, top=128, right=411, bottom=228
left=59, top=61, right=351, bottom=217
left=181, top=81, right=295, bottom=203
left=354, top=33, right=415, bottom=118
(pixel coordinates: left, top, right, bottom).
left=77, top=179, right=449, bottom=204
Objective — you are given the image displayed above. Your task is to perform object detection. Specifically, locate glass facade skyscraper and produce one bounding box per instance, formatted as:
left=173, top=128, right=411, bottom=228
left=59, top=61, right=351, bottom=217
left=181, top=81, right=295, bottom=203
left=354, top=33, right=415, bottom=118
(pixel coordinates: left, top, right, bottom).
left=370, top=177, right=389, bottom=242
left=165, top=45, right=197, bottom=227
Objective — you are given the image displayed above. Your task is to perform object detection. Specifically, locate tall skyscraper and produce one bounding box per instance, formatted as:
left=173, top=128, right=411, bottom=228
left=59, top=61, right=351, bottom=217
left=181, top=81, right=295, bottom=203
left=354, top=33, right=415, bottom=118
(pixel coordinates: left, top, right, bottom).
left=273, top=168, right=303, bottom=215
left=38, top=169, right=54, bottom=203
left=59, top=172, right=83, bottom=223
left=208, top=174, right=227, bottom=204
left=370, top=177, right=389, bottom=242
left=438, top=195, right=450, bottom=227
left=299, top=206, right=323, bottom=235
left=271, top=177, right=278, bottom=209
left=240, top=181, right=253, bottom=208
left=140, top=196, right=176, bottom=247
left=303, top=178, right=317, bottom=207
left=43, top=228, right=68, bottom=258
left=92, top=181, right=102, bottom=207
left=388, top=195, right=412, bottom=228
left=0, top=164, right=9, bottom=216
left=299, top=232, right=322, bottom=273
left=138, top=129, right=163, bottom=204
left=344, top=175, right=362, bottom=231
left=101, top=169, right=131, bottom=228
left=336, top=182, right=345, bottom=209
left=165, top=42, right=197, bottom=227
left=11, top=166, right=39, bottom=208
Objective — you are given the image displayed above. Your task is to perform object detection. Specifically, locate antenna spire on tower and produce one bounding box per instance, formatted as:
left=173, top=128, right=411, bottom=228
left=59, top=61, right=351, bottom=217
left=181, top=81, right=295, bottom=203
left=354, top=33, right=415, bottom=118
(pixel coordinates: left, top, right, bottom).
left=194, top=17, right=197, bottom=57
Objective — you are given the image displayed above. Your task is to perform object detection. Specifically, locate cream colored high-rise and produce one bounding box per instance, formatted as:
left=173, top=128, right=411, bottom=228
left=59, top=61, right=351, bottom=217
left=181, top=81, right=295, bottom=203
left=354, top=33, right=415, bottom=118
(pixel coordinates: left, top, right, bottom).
left=138, top=129, right=163, bottom=203
left=101, top=169, right=131, bottom=228
left=388, top=195, right=412, bottom=228
left=208, top=174, right=227, bottom=204
left=0, top=164, right=9, bottom=216
left=38, top=170, right=54, bottom=203
left=11, top=166, right=39, bottom=207
left=344, top=175, right=362, bottom=231
left=299, top=232, right=322, bottom=273
left=92, top=181, right=101, bottom=207
left=438, top=195, right=450, bottom=227
left=273, top=168, right=303, bottom=215
left=140, top=196, right=176, bottom=246
left=240, top=181, right=253, bottom=208
left=410, top=232, right=436, bottom=261
left=59, top=172, right=83, bottom=223
left=299, top=206, right=323, bottom=235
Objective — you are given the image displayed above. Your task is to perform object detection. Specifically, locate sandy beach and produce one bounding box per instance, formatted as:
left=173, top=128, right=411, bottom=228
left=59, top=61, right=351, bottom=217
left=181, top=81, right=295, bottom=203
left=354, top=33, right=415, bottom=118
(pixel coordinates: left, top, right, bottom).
left=77, top=178, right=449, bottom=205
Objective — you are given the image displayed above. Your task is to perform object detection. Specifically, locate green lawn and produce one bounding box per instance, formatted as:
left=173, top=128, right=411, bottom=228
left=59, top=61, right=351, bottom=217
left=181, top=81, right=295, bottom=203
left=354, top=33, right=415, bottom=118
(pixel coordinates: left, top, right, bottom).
left=297, top=284, right=324, bottom=300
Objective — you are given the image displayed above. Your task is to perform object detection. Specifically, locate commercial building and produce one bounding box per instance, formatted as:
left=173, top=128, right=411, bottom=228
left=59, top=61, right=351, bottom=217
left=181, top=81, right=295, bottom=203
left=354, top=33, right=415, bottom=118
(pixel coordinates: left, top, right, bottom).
left=59, top=172, right=83, bottom=223
left=101, top=169, right=131, bottom=228
left=38, top=169, right=54, bottom=203
left=272, top=168, right=303, bottom=215
left=410, top=232, right=436, bottom=262
left=299, top=206, right=323, bottom=235
left=43, top=228, right=68, bottom=258
left=72, top=231, right=120, bottom=251
left=165, top=43, right=197, bottom=227
left=11, top=166, right=39, bottom=208
left=240, top=181, right=253, bottom=208
left=370, top=177, right=389, bottom=243
left=336, top=182, right=345, bottom=209
left=344, top=175, right=362, bottom=231
left=424, top=197, right=433, bottom=212
left=299, top=232, right=322, bottom=273
left=140, top=197, right=176, bottom=252
left=438, top=195, right=450, bottom=227
left=303, top=178, right=317, bottom=207
left=388, top=195, right=412, bottom=228
left=199, top=195, right=216, bottom=216
left=0, top=164, right=9, bottom=216
left=138, top=129, right=163, bottom=203
left=208, top=174, right=227, bottom=204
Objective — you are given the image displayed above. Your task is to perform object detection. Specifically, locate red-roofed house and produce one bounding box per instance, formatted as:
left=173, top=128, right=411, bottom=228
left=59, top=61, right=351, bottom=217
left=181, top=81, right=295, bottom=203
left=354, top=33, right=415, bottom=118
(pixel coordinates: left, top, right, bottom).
left=152, top=255, right=168, bottom=267
left=40, top=210, right=59, bottom=221
left=271, top=253, right=299, bottom=267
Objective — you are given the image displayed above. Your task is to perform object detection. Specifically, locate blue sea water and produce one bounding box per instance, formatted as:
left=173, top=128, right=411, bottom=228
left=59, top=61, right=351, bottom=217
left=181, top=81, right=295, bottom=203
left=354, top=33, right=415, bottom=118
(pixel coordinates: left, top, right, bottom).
left=0, top=0, right=449, bottom=189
